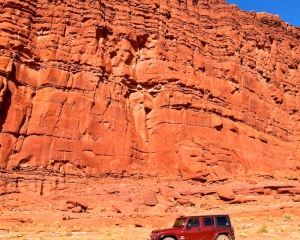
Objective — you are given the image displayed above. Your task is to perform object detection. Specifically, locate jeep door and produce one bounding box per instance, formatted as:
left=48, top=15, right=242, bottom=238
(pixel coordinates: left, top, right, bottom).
left=184, top=217, right=203, bottom=240
left=200, top=216, right=216, bottom=240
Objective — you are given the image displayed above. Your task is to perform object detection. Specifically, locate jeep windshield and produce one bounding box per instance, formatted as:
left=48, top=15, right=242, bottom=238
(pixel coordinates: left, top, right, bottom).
left=173, top=217, right=187, bottom=227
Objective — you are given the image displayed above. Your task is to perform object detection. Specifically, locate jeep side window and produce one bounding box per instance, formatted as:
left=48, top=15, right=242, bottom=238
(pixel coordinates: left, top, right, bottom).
left=216, top=216, right=230, bottom=227
left=203, top=217, right=214, bottom=226
left=187, top=218, right=200, bottom=228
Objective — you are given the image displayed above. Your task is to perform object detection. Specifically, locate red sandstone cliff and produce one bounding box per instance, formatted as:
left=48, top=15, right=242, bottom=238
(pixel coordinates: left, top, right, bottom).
left=0, top=0, right=300, bottom=182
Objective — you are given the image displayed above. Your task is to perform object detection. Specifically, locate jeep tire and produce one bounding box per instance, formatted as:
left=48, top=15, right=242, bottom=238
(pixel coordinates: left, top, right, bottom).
left=216, top=234, right=229, bottom=240
left=163, top=237, right=175, bottom=240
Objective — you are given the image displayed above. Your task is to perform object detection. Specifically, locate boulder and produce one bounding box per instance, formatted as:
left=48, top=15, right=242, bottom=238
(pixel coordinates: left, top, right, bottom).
left=177, top=198, right=191, bottom=205
left=71, top=206, right=82, bottom=213
left=274, top=195, right=280, bottom=199
left=59, top=205, right=69, bottom=211
left=77, top=201, right=88, bottom=211
left=66, top=200, right=77, bottom=206
left=217, top=185, right=235, bottom=201
left=143, top=191, right=158, bottom=206
left=229, top=196, right=258, bottom=204
left=112, top=203, right=137, bottom=215
left=62, top=214, right=71, bottom=220
left=67, top=203, right=75, bottom=209
left=160, top=188, right=182, bottom=199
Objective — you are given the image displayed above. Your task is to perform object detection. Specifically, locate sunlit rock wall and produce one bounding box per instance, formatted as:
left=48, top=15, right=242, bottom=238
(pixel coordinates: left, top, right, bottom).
left=0, top=0, right=300, bottom=181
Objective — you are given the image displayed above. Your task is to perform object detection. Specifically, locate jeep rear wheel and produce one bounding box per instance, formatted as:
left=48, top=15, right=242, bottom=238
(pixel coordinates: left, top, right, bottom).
left=163, top=237, right=175, bottom=240
left=216, top=235, right=229, bottom=240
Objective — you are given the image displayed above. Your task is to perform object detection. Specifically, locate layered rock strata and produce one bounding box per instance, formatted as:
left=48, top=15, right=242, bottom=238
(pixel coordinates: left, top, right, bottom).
left=0, top=0, right=300, bottom=182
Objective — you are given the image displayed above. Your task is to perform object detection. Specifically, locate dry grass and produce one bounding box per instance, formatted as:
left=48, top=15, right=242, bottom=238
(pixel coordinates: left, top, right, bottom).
left=233, top=214, right=300, bottom=239
left=0, top=224, right=153, bottom=240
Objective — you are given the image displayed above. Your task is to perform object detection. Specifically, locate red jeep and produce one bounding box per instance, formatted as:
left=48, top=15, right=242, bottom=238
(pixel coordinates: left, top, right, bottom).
left=150, top=215, right=235, bottom=240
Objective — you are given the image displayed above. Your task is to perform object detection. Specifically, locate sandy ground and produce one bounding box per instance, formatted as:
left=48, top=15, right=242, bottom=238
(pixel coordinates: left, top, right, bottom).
left=0, top=193, right=300, bottom=240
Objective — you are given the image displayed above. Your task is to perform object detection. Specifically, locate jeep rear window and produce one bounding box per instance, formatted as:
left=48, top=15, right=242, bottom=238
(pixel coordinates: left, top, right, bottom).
left=203, top=217, right=214, bottom=226
left=173, top=217, right=187, bottom=227
left=216, top=216, right=230, bottom=227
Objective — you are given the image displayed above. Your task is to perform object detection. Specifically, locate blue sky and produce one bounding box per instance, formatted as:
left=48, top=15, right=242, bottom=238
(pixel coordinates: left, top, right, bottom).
left=226, top=0, right=300, bottom=27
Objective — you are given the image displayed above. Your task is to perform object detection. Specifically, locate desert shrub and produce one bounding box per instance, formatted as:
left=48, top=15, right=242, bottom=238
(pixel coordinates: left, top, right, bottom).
left=257, top=226, right=268, bottom=233
left=280, top=228, right=286, bottom=232
left=266, top=216, right=275, bottom=221
left=65, top=230, right=72, bottom=236
left=283, top=214, right=294, bottom=220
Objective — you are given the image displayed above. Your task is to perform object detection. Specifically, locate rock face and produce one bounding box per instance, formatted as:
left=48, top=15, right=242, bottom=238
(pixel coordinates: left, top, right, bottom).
left=0, top=0, right=300, bottom=182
